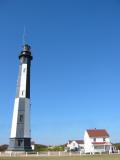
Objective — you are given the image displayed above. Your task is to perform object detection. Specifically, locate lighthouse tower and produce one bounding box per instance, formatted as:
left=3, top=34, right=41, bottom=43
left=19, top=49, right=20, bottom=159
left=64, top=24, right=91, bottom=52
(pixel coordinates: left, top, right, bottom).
left=9, top=44, right=33, bottom=151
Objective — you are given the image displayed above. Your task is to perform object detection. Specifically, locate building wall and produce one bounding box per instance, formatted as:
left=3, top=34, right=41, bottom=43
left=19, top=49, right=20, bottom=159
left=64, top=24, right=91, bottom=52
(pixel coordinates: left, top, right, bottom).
left=84, top=131, right=93, bottom=153
left=31, top=144, right=35, bottom=150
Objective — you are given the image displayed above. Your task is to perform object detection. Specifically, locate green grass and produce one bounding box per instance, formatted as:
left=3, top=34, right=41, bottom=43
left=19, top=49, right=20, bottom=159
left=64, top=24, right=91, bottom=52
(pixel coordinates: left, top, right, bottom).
left=0, top=155, right=120, bottom=160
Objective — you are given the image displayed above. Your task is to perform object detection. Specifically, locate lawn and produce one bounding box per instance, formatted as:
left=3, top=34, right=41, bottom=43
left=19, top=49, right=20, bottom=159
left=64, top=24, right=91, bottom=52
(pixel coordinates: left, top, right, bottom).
left=0, top=155, right=120, bottom=160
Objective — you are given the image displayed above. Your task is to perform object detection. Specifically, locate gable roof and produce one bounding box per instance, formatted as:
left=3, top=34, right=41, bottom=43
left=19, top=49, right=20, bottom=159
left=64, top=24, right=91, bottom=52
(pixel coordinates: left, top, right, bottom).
left=87, top=129, right=109, bottom=137
left=69, top=140, right=84, bottom=144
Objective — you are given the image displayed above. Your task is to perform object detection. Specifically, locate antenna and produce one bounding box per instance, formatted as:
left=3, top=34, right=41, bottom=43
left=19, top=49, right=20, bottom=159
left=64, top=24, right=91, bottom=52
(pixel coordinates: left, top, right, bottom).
left=23, top=26, right=27, bottom=45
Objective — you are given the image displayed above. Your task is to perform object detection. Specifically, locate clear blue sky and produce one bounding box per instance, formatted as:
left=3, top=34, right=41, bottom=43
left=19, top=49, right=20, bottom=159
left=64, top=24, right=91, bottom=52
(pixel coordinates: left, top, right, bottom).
left=0, top=0, right=120, bottom=145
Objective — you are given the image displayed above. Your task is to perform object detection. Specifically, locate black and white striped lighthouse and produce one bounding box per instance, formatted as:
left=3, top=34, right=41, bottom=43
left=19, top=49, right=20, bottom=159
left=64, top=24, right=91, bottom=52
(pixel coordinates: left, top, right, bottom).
left=9, top=44, right=33, bottom=151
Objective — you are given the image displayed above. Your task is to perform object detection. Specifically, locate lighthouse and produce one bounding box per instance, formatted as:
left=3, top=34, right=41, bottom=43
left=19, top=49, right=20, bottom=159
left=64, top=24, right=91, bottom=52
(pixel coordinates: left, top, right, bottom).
left=8, top=44, right=33, bottom=151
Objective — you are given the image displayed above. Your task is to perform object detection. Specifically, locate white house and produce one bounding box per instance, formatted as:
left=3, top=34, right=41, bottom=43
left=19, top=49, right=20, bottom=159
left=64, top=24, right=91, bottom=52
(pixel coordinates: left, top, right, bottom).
left=31, top=141, right=35, bottom=150
left=66, top=140, right=84, bottom=152
left=84, top=129, right=112, bottom=153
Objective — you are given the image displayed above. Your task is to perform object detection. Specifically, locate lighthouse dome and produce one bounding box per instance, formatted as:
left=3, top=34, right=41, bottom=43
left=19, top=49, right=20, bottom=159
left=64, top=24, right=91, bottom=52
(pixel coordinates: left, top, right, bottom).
left=19, top=44, right=33, bottom=60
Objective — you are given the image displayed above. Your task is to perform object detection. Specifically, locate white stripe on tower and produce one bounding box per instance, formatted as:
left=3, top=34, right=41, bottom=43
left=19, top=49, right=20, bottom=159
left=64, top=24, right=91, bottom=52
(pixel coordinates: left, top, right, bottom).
left=19, top=64, right=27, bottom=97
left=10, top=98, right=19, bottom=138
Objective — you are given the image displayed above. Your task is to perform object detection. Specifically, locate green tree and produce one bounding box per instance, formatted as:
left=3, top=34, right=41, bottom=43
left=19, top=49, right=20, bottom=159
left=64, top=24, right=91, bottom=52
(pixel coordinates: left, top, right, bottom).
left=34, top=144, right=48, bottom=152
left=0, top=145, right=8, bottom=151
left=114, top=143, right=120, bottom=150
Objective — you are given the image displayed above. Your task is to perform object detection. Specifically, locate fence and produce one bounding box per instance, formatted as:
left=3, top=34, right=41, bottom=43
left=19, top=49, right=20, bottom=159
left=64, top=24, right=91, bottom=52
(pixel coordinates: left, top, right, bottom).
left=0, top=150, right=120, bottom=157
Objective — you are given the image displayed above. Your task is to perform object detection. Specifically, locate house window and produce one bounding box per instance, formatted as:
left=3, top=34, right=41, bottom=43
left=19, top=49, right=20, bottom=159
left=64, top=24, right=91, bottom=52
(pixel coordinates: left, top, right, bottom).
left=20, top=115, right=24, bottom=122
left=93, top=138, right=96, bottom=142
left=103, top=138, right=106, bottom=142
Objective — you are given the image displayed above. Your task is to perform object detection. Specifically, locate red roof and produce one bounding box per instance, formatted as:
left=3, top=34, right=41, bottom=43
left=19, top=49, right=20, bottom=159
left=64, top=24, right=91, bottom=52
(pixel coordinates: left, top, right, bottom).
left=69, top=140, right=84, bottom=144
left=87, top=129, right=109, bottom=137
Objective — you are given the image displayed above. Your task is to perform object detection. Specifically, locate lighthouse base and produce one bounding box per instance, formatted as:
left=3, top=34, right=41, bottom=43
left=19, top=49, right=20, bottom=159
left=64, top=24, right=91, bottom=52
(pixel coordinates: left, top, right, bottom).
left=8, top=138, right=32, bottom=151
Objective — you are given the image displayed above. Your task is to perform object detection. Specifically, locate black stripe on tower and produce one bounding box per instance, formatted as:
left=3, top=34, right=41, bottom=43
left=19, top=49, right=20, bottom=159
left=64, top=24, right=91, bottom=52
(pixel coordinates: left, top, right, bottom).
left=26, top=63, right=30, bottom=98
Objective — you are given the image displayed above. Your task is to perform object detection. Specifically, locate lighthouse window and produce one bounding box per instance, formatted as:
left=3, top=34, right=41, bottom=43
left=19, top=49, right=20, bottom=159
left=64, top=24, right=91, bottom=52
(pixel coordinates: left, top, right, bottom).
left=20, top=115, right=23, bottom=122
left=22, top=90, right=24, bottom=95
left=23, top=68, right=26, bottom=72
